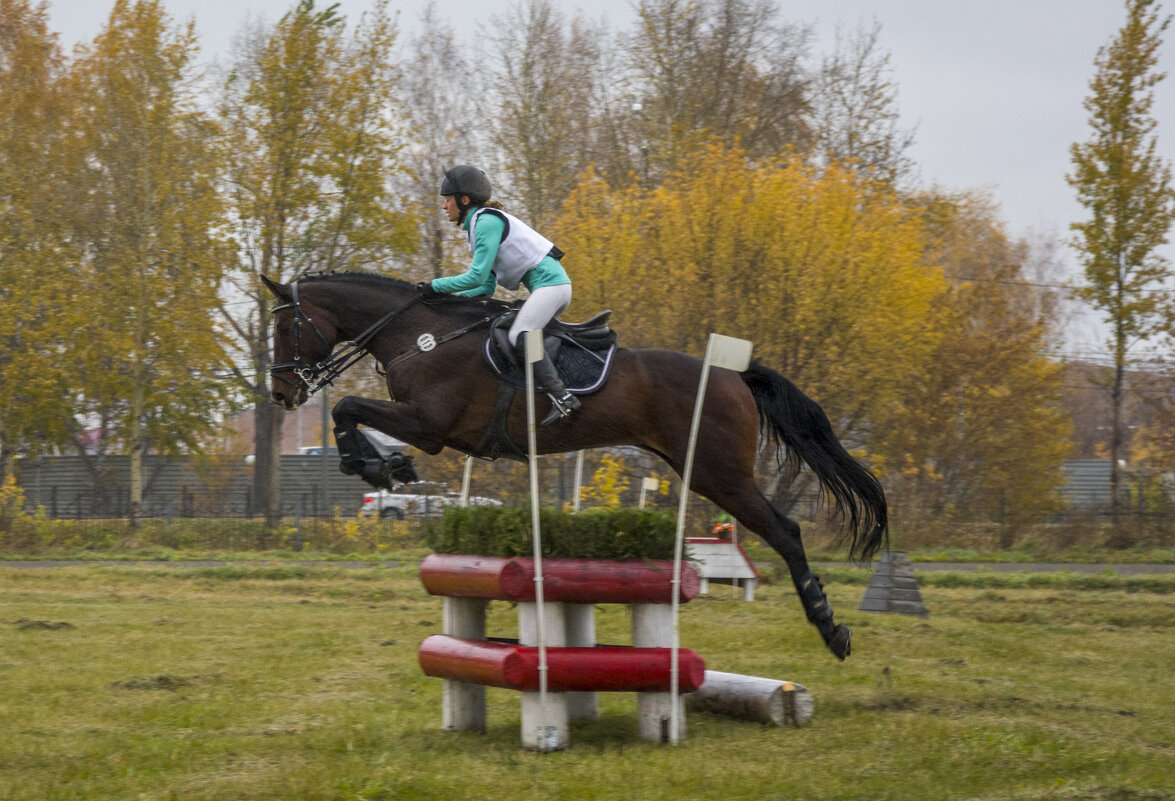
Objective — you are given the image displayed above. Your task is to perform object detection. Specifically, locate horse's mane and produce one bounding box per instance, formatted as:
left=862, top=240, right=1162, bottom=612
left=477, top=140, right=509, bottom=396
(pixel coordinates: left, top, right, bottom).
left=300, top=270, right=516, bottom=315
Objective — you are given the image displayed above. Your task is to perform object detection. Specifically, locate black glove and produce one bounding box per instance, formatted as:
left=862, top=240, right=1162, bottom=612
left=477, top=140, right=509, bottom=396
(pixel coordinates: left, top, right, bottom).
left=416, top=281, right=442, bottom=299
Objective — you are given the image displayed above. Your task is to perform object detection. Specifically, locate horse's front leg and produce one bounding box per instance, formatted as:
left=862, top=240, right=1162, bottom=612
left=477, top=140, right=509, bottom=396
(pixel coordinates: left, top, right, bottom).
left=331, top=395, right=448, bottom=490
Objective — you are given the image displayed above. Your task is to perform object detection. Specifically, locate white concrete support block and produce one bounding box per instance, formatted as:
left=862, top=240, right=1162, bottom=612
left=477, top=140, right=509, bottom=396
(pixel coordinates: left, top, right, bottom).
left=563, top=603, right=599, bottom=722
left=742, top=578, right=757, bottom=602
left=631, top=603, right=686, bottom=743
left=441, top=597, right=488, bottom=732
left=518, top=601, right=570, bottom=750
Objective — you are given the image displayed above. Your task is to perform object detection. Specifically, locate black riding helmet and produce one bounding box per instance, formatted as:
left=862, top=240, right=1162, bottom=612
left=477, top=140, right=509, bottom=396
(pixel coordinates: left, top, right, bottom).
left=439, top=165, right=492, bottom=204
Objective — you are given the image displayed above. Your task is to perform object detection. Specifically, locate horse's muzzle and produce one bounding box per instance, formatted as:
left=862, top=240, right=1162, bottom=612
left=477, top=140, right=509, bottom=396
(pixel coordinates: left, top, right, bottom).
left=272, top=386, right=306, bottom=410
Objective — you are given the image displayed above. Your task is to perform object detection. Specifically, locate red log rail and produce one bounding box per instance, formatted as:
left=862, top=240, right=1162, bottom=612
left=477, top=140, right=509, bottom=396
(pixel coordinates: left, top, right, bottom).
left=419, top=635, right=706, bottom=693
left=419, top=554, right=701, bottom=604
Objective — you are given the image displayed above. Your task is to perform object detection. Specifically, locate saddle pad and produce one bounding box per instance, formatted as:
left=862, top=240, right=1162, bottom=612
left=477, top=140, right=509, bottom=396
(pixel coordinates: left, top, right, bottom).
left=484, top=339, right=617, bottom=395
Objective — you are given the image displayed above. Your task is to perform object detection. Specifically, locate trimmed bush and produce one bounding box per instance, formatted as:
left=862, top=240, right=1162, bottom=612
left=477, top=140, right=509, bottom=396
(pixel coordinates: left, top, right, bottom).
left=424, top=506, right=682, bottom=560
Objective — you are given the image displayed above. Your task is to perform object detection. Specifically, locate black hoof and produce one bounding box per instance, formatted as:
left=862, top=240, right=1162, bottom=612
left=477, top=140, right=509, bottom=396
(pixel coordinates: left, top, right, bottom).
left=338, top=458, right=366, bottom=477
left=340, top=453, right=417, bottom=490
left=826, top=624, right=852, bottom=661
left=382, top=453, right=418, bottom=485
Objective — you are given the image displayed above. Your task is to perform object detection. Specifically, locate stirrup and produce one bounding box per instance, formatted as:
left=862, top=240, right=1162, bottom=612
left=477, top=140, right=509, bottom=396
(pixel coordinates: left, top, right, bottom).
left=540, top=392, right=581, bottom=427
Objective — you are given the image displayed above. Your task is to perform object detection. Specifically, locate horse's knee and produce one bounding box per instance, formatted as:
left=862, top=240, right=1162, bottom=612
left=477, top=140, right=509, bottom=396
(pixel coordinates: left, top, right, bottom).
left=331, top=395, right=362, bottom=423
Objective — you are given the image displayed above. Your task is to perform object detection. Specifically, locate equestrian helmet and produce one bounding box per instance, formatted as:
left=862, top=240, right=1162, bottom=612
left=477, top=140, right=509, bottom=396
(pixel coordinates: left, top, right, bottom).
left=439, top=165, right=492, bottom=204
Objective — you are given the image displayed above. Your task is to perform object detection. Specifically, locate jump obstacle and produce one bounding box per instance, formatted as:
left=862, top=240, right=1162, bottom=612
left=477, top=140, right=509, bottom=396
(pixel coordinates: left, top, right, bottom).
left=685, top=536, right=760, bottom=600
left=417, top=554, right=813, bottom=749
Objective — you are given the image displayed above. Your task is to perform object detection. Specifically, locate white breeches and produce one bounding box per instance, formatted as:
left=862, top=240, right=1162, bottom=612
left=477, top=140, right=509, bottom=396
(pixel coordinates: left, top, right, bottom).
left=508, top=284, right=572, bottom=346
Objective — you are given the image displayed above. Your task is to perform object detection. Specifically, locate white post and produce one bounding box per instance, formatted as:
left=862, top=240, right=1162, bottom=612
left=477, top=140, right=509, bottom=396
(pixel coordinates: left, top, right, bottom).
left=633, top=603, right=685, bottom=742
left=670, top=333, right=752, bottom=743
left=519, top=602, right=569, bottom=749
left=441, top=597, right=487, bottom=731
left=564, top=604, right=598, bottom=721
left=459, top=456, right=473, bottom=506
left=572, top=450, right=585, bottom=512
left=523, top=329, right=556, bottom=751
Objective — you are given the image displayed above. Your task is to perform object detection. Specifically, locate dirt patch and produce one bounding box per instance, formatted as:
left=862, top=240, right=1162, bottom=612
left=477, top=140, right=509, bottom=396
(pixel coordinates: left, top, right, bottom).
left=10, top=619, right=75, bottom=631
left=109, top=674, right=192, bottom=691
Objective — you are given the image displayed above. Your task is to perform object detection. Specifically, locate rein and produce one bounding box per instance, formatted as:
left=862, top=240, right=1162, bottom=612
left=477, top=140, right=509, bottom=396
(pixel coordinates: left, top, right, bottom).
left=270, top=281, right=495, bottom=397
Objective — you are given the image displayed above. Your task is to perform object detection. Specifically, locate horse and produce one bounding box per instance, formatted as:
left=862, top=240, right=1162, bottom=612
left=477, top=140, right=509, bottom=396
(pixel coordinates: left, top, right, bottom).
left=262, top=272, right=887, bottom=660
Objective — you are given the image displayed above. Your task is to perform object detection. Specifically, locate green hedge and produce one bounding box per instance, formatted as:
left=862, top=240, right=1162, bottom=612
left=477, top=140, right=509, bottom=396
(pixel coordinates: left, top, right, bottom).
left=424, top=507, right=682, bottom=560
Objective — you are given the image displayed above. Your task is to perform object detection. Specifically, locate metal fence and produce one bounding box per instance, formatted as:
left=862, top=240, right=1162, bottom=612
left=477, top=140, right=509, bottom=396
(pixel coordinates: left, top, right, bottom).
left=14, top=455, right=370, bottom=520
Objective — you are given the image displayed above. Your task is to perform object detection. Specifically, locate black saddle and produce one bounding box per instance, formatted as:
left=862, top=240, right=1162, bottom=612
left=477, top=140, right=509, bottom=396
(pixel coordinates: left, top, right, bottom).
left=484, top=309, right=618, bottom=394
left=472, top=310, right=618, bottom=462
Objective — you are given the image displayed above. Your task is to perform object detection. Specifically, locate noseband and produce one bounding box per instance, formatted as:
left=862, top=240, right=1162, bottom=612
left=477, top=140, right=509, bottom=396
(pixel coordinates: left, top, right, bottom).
left=269, top=281, right=421, bottom=397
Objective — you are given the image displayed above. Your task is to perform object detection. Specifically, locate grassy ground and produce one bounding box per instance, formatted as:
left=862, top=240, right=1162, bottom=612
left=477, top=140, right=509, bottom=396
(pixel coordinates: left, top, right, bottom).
left=1, top=563, right=1173, bottom=801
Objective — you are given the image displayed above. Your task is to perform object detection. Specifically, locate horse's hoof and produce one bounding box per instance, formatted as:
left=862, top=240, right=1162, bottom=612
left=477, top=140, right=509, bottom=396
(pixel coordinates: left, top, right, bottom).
left=827, top=624, right=852, bottom=660
left=338, top=458, right=366, bottom=477
left=382, top=454, right=418, bottom=485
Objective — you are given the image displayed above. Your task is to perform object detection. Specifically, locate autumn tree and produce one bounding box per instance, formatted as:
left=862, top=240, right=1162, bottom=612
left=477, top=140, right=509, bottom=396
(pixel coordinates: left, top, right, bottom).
left=812, top=20, right=916, bottom=188
left=0, top=0, right=73, bottom=480
left=487, top=0, right=617, bottom=226
left=63, top=0, right=232, bottom=520
left=218, top=0, right=416, bottom=526
left=1067, top=0, right=1175, bottom=529
left=626, top=0, right=810, bottom=180
left=876, top=192, right=1073, bottom=536
left=401, top=2, right=485, bottom=281
left=554, top=144, right=1075, bottom=526
left=554, top=144, right=941, bottom=511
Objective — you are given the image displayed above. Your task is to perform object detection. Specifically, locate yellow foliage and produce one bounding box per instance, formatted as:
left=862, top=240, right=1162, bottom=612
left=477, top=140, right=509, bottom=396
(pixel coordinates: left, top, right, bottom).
left=578, top=453, right=631, bottom=510
left=553, top=143, right=1073, bottom=522
left=556, top=142, right=943, bottom=438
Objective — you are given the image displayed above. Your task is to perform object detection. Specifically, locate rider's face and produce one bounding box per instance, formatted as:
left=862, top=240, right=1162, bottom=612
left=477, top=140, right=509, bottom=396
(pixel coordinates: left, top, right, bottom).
left=442, top=194, right=461, bottom=222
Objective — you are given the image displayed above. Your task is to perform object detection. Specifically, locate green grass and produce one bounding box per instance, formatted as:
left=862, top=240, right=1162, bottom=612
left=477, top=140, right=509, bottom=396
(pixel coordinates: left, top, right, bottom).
left=1, top=563, right=1173, bottom=800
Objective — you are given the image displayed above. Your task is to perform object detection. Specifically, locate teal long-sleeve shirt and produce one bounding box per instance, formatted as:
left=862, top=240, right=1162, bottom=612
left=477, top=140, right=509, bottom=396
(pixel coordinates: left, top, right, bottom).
left=431, top=208, right=570, bottom=297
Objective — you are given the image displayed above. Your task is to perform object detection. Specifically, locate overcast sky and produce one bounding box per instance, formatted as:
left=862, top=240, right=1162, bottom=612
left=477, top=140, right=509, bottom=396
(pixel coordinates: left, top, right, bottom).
left=45, top=0, right=1175, bottom=352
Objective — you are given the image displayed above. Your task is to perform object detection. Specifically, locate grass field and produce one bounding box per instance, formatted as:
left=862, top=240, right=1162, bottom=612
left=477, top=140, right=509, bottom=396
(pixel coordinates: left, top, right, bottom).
left=1, top=562, right=1173, bottom=800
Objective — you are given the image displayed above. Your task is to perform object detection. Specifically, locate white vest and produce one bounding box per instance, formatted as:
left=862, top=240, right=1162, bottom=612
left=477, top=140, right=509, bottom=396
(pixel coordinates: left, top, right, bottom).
left=467, top=208, right=555, bottom=290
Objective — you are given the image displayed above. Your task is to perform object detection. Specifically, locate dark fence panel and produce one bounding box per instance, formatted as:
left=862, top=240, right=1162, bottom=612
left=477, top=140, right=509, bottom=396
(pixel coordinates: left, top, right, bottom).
left=14, top=455, right=370, bottom=519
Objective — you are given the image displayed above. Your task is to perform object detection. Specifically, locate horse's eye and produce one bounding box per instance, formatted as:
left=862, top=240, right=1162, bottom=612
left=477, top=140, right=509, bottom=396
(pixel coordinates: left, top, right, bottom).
left=276, top=322, right=290, bottom=335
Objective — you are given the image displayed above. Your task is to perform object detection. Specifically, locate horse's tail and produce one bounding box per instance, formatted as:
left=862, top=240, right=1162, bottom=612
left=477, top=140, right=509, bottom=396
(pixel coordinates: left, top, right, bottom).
left=740, top=361, right=888, bottom=561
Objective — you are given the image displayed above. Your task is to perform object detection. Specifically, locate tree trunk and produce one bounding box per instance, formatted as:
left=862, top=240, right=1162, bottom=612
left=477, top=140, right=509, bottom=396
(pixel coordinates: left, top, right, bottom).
left=1108, top=313, right=1131, bottom=549
left=253, top=398, right=285, bottom=529
left=128, top=382, right=144, bottom=527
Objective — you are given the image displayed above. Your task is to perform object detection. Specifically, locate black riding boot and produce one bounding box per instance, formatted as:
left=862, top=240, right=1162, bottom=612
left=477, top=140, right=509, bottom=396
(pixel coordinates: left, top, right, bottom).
left=796, top=570, right=852, bottom=660
left=518, top=342, right=581, bottom=427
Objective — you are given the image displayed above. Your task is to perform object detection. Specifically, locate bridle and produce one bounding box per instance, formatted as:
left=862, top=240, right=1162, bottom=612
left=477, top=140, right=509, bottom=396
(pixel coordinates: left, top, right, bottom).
left=269, top=281, right=421, bottom=397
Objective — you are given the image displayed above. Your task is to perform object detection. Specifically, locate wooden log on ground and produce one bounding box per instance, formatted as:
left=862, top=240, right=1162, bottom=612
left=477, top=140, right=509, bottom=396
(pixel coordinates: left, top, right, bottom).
left=686, top=670, right=814, bottom=727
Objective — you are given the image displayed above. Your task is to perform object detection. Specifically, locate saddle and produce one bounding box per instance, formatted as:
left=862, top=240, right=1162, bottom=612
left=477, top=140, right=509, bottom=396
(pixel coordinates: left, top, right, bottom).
left=474, top=309, right=619, bottom=462
left=483, top=309, right=618, bottom=393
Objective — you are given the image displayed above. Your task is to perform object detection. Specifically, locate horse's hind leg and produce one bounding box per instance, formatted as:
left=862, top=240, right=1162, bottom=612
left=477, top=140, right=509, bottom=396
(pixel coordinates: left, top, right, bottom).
left=708, top=483, right=852, bottom=660
left=765, top=504, right=852, bottom=660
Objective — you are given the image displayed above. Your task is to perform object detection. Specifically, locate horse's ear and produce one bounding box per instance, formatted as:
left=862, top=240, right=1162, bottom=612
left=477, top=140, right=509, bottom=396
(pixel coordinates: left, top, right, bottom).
left=260, top=274, right=291, bottom=302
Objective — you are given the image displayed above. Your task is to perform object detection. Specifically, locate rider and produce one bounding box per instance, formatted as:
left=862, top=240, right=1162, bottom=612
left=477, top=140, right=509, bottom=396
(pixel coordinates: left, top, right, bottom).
left=419, top=165, right=580, bottom=427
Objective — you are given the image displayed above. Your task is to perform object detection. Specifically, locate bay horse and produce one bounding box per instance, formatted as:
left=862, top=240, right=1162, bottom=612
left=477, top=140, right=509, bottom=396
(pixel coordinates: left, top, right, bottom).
left=262, top=272, right=887, bottom=660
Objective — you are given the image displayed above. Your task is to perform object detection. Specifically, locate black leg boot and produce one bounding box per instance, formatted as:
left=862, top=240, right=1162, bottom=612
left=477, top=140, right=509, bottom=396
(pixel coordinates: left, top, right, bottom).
left=796, top=570, right=852, bottom=660
left=333, top=425, right=418, bottom=489
left=517, top=342, right=581, bottom=427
